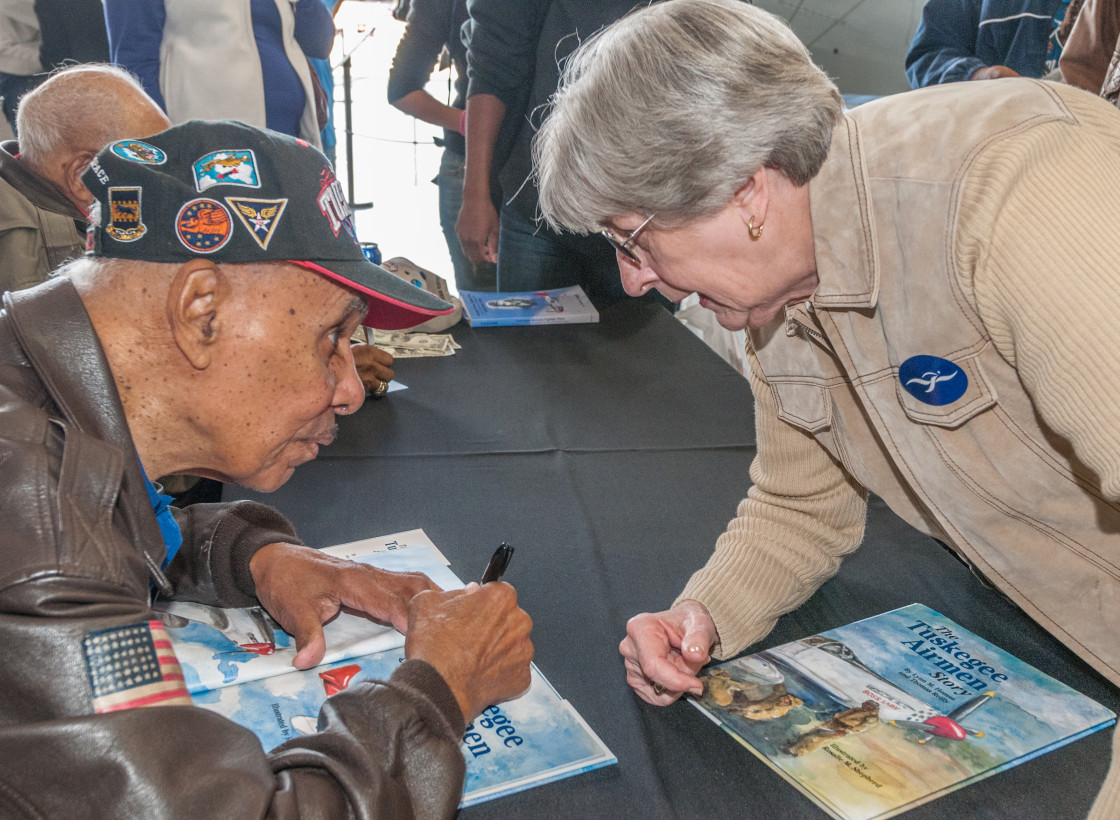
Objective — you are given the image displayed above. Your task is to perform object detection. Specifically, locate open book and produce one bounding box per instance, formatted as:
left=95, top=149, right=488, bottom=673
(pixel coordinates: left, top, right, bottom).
left=690, top=603, right=1115, bottom=820
left=153, top=530, right=615, bottom=808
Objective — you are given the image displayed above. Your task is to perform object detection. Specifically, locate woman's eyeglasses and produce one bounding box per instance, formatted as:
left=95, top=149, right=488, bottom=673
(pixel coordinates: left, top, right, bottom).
left=601, top=213, right=655, bottom=264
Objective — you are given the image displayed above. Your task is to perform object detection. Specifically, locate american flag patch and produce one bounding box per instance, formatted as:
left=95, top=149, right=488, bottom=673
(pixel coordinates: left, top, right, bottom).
left=83, top=620, right=193, bottom=713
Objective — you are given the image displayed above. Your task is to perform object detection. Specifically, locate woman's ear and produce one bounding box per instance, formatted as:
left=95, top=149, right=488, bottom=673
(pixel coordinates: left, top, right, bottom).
left=731, top=165, right=771, bottom=226
left=167, top=259, right=228, bottom=370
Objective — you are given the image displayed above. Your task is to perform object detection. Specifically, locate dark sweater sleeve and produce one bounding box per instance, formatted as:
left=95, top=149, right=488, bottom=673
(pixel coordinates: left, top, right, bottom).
left=905, top=0, right=983, bottom=88
left=387, top=0, right=452, bottom=104
left=165, top=500, right=304, bottom=607
left=464, top=0, right=550, bottom=104
left=103, top=0, right=167, bottom=109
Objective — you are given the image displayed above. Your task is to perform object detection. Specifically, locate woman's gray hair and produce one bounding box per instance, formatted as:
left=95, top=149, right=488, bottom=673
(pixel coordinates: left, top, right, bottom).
left=533, top=0, right=843, bottom=234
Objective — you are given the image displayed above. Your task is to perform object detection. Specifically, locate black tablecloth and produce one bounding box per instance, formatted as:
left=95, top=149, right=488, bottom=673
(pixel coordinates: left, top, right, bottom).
left=227, top=300, right=1117, bottom=818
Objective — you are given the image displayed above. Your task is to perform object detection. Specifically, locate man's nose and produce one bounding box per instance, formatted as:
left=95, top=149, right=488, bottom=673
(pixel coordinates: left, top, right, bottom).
left=334, top=347, right=367, bottom=415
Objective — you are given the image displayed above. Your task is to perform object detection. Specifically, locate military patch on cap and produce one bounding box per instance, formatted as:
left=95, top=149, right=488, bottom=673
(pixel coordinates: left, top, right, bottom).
left=110, top=139, right=167, bottom=165
left=193, top=149, right=260, bottom=193
left=176, top=198, right=233, bottom=253
left=316, top=169, right=357, bottom=242
left=226, top=196, right=287, bottom=250
left=83, top=620, right=192, bottom=713
left=104, top=186, right=146, bottom=242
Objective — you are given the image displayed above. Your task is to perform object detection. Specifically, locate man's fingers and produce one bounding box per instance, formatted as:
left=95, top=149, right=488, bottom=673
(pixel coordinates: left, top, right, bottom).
left=290, top=616, right=328, bottom=670
left=338, top=567, right=439, bottom=634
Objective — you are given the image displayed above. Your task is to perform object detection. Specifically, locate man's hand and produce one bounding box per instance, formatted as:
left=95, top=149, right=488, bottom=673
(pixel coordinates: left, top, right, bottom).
left=249, top=542, right=440, bottom=669
left=352, top=344, right=395, bottom=394
left=619, top=599, right=718, bottom=704
left=405, top=582, right=533, bottom=723
left=456, top=192, right=500, bottom=264
left=969, top=65, right=1020, bottom=81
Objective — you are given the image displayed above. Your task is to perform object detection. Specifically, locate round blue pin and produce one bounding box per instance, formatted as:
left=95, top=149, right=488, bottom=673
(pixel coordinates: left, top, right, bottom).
left=898, top=355, right=968, bottom=406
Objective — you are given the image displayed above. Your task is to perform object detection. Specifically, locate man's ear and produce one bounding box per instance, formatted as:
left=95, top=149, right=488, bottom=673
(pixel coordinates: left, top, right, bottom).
left=59, top=150, right=97, bottom=211
left=731, top=165, right=771, bottom=227
left=168, top=259, right=228, bottom=370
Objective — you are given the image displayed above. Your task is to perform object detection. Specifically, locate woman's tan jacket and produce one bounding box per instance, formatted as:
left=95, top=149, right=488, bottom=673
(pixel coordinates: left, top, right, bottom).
left=677, top=79, right=1120, bottom=819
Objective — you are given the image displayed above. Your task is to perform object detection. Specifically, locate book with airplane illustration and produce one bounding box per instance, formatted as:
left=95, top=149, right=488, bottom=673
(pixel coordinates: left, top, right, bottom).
left=459, top=285, right=599, bottom=326
left=152, top=529, right=615, bottom=808
left=690, top=604, right=1114, bottom=820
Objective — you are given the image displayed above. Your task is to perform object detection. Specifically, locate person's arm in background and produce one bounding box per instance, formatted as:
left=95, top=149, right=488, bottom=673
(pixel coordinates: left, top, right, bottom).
left=905, top=0, right=988, bottom=87
left=457, top=0, right=548, bottom=264
left=1060, top=0, right=1120, bottom=92
left=292, top=0, right=336, bottom=61
left=387, top=0, right=462, bottom=133
left=102, top=0, right=167, bottom=110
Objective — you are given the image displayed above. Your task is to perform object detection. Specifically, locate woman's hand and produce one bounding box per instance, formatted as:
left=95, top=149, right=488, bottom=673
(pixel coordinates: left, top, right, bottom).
left=619, top=599, right=718, bottom=704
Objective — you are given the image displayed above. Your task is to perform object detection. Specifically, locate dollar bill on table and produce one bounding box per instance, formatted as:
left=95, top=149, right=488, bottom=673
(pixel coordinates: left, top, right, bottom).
left=363, top=329, right=460, bottom=358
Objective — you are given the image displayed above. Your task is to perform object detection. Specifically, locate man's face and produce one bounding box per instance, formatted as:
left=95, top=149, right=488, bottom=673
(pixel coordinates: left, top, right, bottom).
left=201, top=264, right=367, bottom=492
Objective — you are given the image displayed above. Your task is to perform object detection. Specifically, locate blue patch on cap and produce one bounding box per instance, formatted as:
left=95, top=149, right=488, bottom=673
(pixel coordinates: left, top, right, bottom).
left=899, top=355, right=968, bottom=406
left=193, top=149, right=260, bottom=193
left=110, top=140, right=167, bottom=165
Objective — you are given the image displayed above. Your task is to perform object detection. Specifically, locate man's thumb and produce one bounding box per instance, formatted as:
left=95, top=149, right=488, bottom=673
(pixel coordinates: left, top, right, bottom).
left=291, top=615, right=327, bottom=670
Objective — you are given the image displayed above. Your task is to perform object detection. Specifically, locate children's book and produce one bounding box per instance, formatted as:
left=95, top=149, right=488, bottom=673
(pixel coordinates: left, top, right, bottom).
left=154, top=529, right=615, bottom=808
left=691, top=604, right=1115, bottom=820
left=154, top=530, right=461, bottom=694
left=459, top=285, right=600, bottom=327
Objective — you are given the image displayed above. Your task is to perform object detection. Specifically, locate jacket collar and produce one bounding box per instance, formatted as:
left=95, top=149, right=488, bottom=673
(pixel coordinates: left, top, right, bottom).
left=807, top=115, right=880, bottom=310
left=0, top=140, right=86, bottom=220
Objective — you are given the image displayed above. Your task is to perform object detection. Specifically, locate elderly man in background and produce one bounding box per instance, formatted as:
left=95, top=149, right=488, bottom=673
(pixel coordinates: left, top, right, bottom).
left=0, top=63, right=169, bottom=293
left=0, top=119, right=533, bottom=817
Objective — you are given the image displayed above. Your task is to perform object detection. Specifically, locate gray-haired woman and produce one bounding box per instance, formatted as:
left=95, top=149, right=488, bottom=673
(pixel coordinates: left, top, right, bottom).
left=534, top=2, right=1120, bottom=816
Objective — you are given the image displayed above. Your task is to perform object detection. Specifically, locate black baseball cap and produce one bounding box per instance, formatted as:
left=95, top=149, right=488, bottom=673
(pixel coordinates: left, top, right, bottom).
left=82, top=119, right=454, bottom=330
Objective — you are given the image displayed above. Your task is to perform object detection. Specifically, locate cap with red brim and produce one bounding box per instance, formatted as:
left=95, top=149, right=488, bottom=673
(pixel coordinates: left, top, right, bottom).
left=83, top=119, right=455, bottom=330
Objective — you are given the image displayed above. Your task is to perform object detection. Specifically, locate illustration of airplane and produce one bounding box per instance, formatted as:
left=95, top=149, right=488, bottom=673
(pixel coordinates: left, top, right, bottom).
left=156, top=600, right=278, bottom=655
left=533, top=292, right=564, bottom=312
left=759, top=636, right=993, bottom=742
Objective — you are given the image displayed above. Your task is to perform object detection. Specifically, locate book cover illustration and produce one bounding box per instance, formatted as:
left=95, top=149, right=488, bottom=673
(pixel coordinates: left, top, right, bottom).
left=459, top=285, right=600, bottom=327
left=195, top=649, right=617, bottom=808
left=154, top=537, right=462, bottom=694
left=691, top=604, right=1115, bottom=820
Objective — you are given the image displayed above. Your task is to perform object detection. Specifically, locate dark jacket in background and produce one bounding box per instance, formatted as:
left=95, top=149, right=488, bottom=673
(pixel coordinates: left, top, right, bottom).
left=34, top=0, right=110, bottom=69
left=906, top=0, right=1068, bottom=87
left=465, top=0, right=671, bottom=220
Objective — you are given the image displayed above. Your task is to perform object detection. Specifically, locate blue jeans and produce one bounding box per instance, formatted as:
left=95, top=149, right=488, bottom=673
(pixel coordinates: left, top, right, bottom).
left=496, top=204, right=631, bottom=305
left=436, top=149, right=497, bottom=292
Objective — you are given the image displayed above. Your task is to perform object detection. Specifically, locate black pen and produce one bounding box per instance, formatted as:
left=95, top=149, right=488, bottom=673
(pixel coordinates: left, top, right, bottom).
left=481, top=542, right=514, bottom=584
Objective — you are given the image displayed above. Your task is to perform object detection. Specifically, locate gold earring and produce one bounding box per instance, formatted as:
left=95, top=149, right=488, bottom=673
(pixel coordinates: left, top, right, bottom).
left=748, top=216, right=764, bottom=241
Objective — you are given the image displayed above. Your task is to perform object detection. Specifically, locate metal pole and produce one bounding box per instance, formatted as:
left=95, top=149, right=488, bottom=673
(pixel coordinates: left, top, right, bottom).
left=342, top=52, right=371, bottom=211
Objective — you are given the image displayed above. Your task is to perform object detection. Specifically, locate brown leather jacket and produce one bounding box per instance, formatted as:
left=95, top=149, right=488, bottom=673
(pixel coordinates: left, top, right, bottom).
left=0, top=278, right=466, bottom=818
left=1060, top=0, right=1120, bottom=106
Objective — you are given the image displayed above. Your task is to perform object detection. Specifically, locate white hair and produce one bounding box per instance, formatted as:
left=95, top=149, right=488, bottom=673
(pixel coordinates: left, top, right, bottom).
left=16, top=64, right=159, bottom=168
left=533, top=0, right=843, bottom=233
